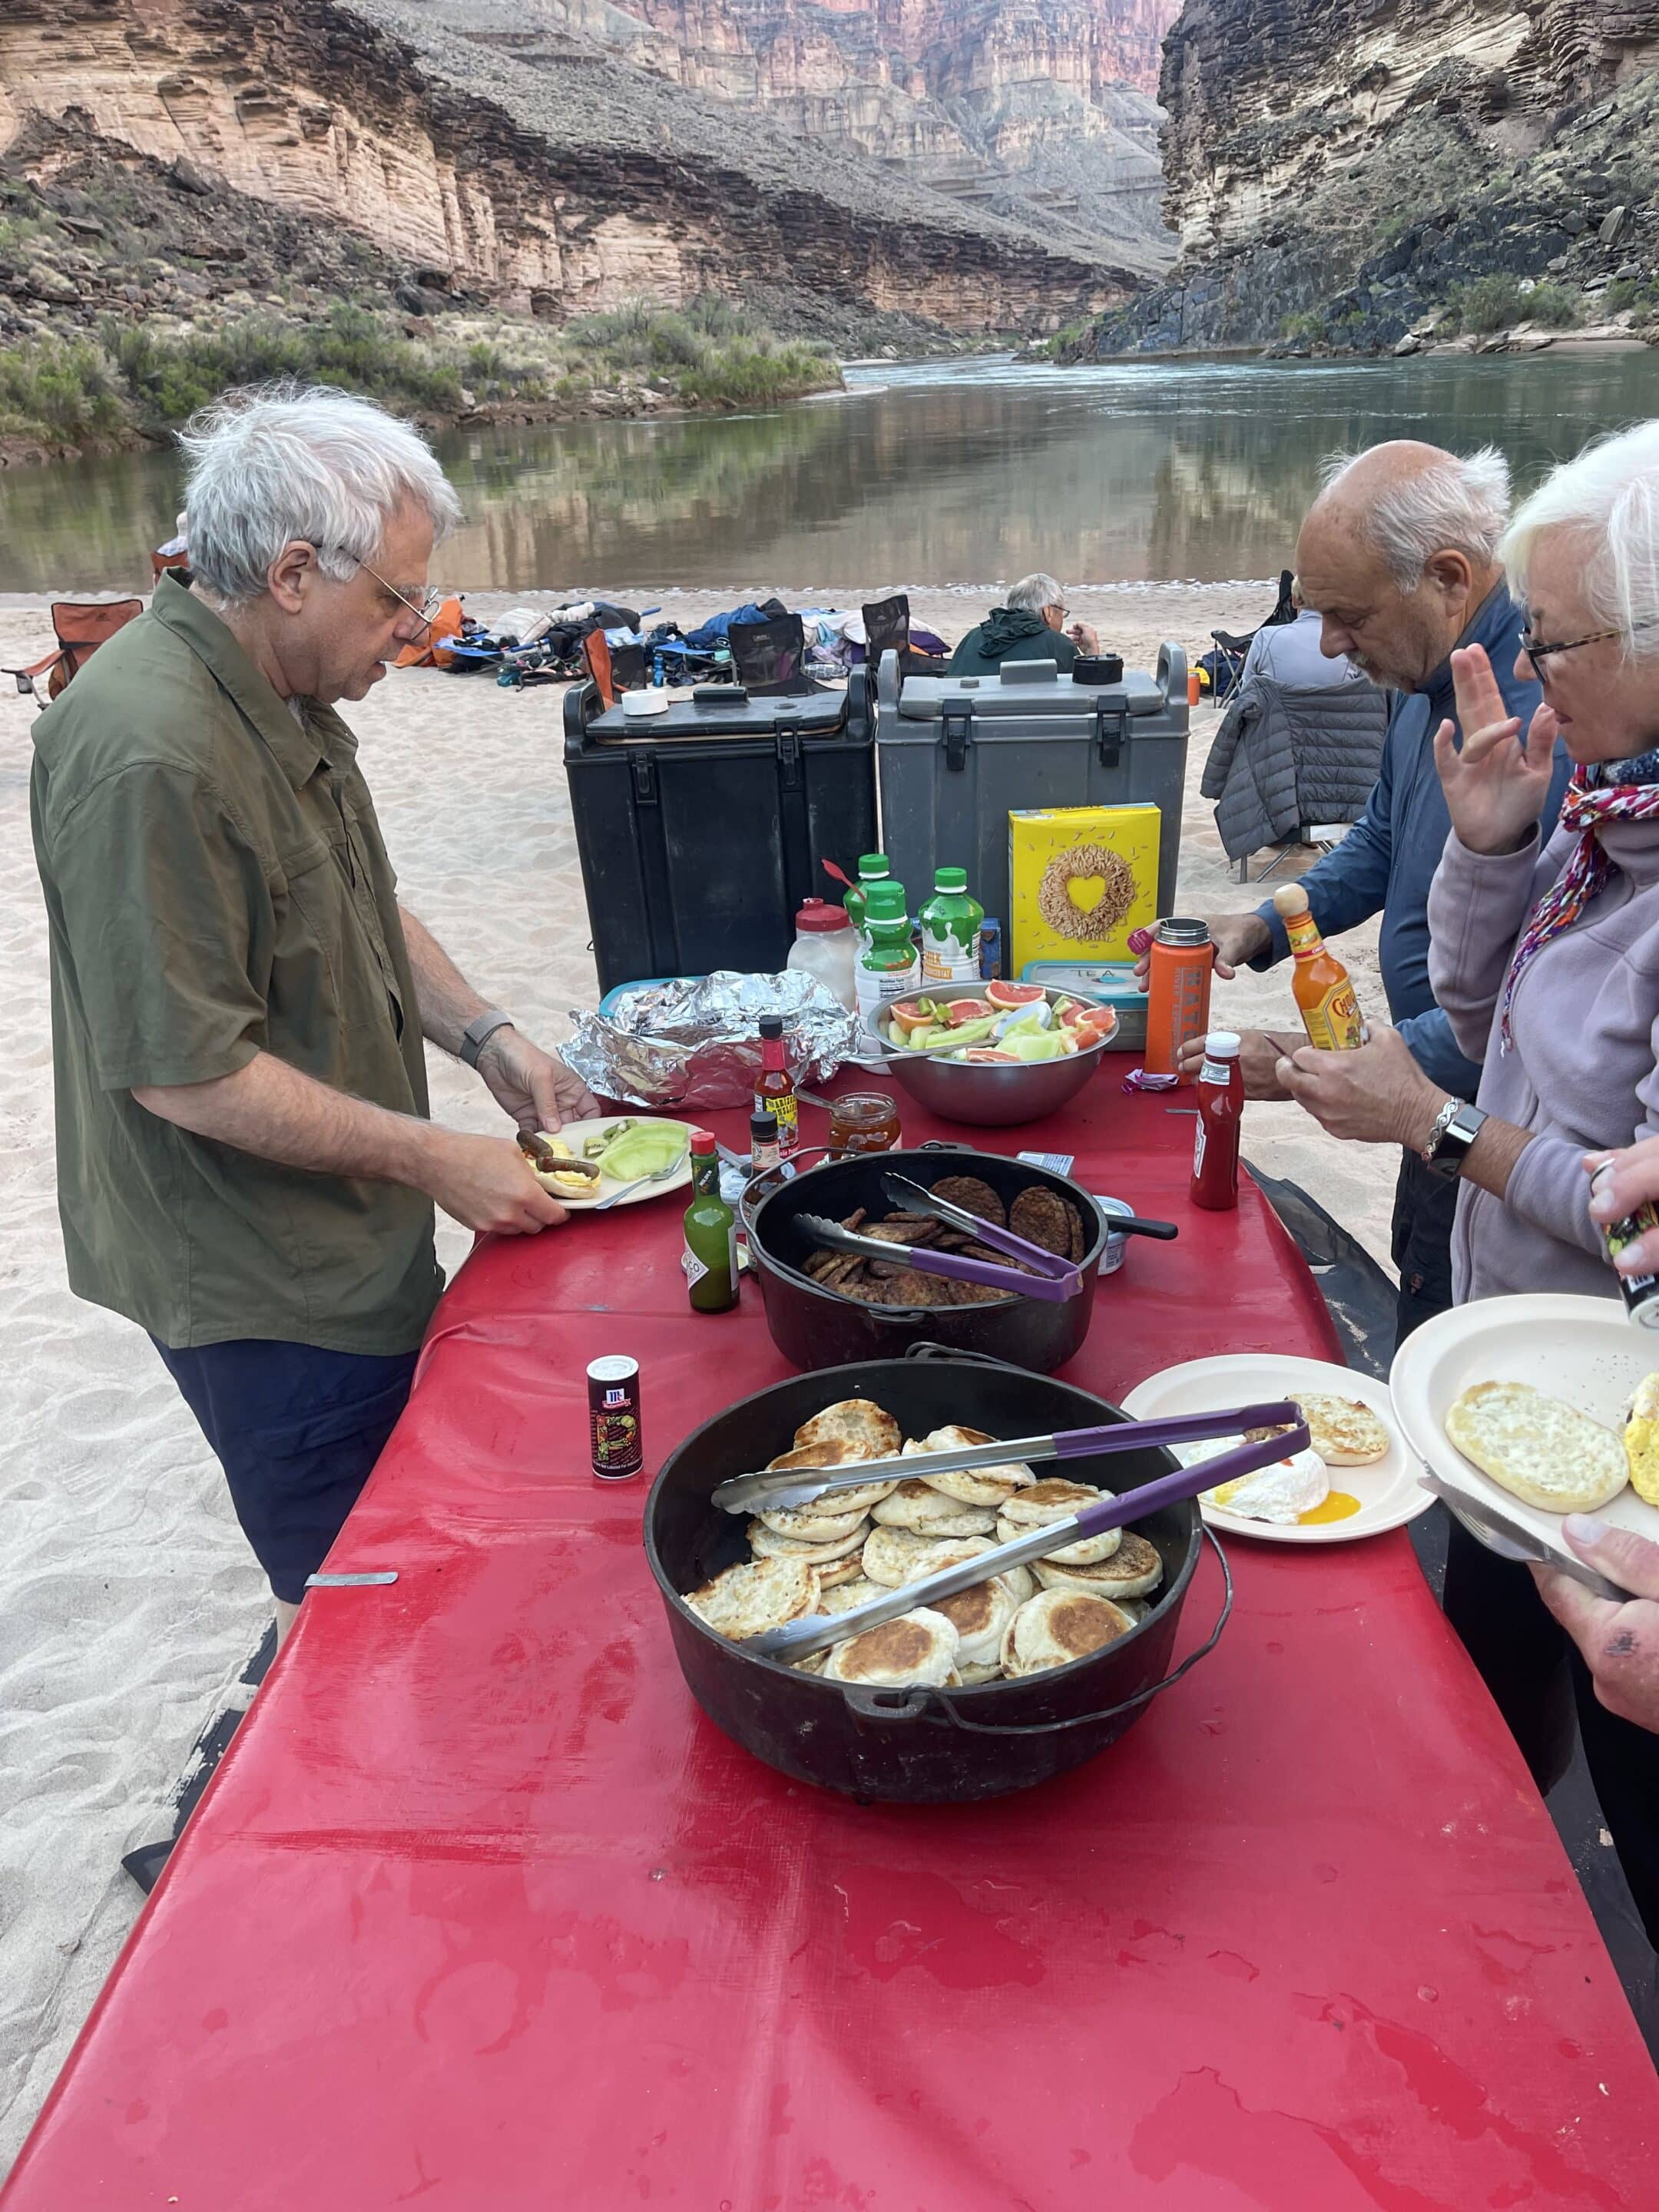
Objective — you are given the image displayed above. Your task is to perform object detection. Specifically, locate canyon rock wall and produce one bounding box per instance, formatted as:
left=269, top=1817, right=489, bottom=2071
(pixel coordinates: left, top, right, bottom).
left=0, top=0, right=1144, bottom=339
left=1068, top=0, right=1659, bottom=353
left=527, top=0, right=1183, bottom=263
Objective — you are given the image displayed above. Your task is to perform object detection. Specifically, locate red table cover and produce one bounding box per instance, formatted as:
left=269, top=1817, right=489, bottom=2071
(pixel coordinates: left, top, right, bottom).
left=7, top=1078, right=1656, bottom=2209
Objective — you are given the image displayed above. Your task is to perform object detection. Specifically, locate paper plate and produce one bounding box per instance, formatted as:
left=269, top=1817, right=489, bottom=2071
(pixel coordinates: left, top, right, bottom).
left=1389, top=1293, right=1659, bottom=1555
left=1121, top=1353, right=1432, bottom=1545
left=528, top=1118, right=692, bottom=1209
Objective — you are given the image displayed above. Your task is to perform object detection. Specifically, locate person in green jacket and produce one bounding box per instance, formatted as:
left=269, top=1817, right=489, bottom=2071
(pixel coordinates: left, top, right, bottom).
left=948, top=572, right=1101, bottom=676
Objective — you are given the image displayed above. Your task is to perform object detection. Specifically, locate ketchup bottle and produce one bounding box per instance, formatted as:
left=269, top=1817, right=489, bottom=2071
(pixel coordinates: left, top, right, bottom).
left=1190, top=1031, right=1243, bottom=1211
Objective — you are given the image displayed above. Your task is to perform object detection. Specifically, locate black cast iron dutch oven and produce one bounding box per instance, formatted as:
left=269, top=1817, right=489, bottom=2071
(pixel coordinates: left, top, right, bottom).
left=644, top=1347, right=1231, bottom=1803
left=743, top=1144, right=1111, bottom=1373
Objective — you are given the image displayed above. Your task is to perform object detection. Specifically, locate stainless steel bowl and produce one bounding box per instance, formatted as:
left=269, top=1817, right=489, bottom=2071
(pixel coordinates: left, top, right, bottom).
left=858, top=982, right=1115, bottom=1127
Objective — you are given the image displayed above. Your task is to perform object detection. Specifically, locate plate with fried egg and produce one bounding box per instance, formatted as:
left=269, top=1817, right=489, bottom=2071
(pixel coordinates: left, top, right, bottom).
left=1121, top=1354, right=1431, bottom=1544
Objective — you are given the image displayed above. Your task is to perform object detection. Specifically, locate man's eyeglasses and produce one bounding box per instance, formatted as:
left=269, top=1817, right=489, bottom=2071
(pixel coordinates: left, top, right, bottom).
left=313, top=545, right=441, bottom=630
left=1519, top=618, right=1656, bottom=677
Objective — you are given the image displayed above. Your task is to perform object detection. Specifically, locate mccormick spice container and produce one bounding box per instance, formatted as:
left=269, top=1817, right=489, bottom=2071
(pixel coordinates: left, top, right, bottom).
left=587, top=1356, right=644, bottom=1480
left=1590, top=1161, right=1659, bottom=1327
left=1144, top=919, right=1214, bottom=1082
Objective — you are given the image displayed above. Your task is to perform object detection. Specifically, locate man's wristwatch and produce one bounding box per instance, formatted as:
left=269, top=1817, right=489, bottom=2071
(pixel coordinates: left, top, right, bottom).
left=460, top=1009, right=515, bottom=1068
left=1420, top=1097, right=1488, bottom=1181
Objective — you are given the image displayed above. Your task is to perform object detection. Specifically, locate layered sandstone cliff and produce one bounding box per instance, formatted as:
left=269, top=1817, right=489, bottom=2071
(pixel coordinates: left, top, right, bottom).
left=1068, top=0, right=1659, bottom=353
left=504, top=0, right=1181, bottom=263
left=0, top=0, right=1145, bottom=340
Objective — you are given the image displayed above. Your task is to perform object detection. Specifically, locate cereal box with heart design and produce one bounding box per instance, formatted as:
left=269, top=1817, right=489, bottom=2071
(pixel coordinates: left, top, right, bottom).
left=1008, top=803, right=1160, bottom=972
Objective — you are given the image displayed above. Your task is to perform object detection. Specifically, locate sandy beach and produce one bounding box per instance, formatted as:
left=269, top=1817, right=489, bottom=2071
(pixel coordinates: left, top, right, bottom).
left=0, top=581, right=1389, bottom=2167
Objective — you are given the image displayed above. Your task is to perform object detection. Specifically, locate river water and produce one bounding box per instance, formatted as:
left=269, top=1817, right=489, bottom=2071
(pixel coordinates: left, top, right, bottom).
left=5, top=349, right=1657, bottom=597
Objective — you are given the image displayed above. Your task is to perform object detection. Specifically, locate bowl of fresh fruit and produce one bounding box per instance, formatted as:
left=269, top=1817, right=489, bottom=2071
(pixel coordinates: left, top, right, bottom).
left=862, top=980, right=1118, bottom=1126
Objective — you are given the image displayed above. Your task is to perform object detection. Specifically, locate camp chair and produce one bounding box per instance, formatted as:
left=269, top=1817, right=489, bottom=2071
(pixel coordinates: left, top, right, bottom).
left=1205, top=569, right=1296, bottom=703
left=5, top=598, right=144, bottom=707
left=727, top=611, right=819, bottom=697
left=151, top=549, right=193, bottom=591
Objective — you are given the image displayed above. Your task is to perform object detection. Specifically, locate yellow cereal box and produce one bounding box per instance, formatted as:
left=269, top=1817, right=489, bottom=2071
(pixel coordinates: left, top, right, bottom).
left=1008, top=804, right=1160, bottom=971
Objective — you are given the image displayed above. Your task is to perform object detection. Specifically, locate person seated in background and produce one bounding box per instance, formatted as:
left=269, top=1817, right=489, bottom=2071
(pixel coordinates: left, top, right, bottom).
left=1276, top=422, right=1659, bottom=1936
left=1137, top=440, right=1568, bottom=1343
left=948, top=572, right=1099, bottom=676
left=1238, top=580, right=1365, bottom=690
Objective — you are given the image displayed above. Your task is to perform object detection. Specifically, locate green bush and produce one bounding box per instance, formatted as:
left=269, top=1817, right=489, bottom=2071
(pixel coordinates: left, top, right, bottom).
left=1604, top=276, right=1659, bottom=316
left=1524, top=282, right=1581, bottom=329
left=0, top=336, right=124, bottom=440
left=1278, top=311, right=1325, bottom=344
left=1442, top=273, right=1580, bottom=336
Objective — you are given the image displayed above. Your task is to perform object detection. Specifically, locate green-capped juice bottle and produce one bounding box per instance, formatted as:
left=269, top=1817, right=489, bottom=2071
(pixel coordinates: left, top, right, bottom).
left=854, top=879, right=921, bottom=1031
left=919, top=866, right=985, bottom=985
left=842, top=853, right=890, bottom=940
left=681, top=1128, right=738, bottom=1313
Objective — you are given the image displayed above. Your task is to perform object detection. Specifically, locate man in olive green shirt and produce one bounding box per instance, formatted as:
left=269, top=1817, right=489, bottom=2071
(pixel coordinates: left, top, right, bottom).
left=31, top=384, right=595, bottom=1641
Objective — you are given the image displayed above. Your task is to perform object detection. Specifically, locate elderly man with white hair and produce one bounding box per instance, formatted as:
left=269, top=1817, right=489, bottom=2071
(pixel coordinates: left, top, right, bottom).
left=947, top=571, right=1100, bottom=676
left=1151, top=440, right=1570, bottom=1342
left=1280, top=422, right=1659, bottom=1936
left=31, top=382, right=596, bottom=1644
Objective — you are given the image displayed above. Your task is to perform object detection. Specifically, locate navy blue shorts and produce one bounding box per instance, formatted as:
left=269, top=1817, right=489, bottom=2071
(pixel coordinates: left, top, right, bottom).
left=153, top=1339, right=418, bottom=1604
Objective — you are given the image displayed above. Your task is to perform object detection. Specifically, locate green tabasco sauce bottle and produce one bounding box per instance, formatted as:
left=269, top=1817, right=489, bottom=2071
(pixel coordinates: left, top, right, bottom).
left=681, top=1128, right=738, bottom=1313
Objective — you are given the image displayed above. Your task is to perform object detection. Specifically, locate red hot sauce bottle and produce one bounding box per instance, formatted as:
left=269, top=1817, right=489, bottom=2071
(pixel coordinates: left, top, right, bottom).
left=1190, top=1030, right=1243, bottom=1211
left=756, top=1014, right=800, bottom=1157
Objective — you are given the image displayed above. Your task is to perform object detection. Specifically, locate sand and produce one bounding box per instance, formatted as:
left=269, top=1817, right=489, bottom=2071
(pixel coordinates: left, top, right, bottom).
left=0, top=582, right=1389, bottom=2167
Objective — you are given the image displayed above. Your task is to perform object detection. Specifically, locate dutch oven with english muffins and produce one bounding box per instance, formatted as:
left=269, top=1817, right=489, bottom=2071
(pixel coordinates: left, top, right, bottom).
left=646, top=1356, right=1225, bottom=1802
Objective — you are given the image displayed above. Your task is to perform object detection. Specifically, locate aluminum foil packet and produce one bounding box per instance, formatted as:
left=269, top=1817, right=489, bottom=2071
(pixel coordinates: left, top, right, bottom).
left=564, top=971, right=862, bottom=1110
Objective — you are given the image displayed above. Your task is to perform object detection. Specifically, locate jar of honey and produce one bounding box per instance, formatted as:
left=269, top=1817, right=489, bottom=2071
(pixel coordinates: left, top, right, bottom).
left=826, top=1091, right=902, bottom=1157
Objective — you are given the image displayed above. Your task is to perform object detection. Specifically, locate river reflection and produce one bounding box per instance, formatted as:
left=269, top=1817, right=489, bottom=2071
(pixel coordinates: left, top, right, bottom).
left=5, top=350, right=1657, bottom=594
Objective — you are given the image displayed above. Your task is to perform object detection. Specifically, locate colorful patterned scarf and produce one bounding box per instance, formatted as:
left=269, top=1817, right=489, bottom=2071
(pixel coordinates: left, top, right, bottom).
left=1499, top=752, right=1659, bottom=1049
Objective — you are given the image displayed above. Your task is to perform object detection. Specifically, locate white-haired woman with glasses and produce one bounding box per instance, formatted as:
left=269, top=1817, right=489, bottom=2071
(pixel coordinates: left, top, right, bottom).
left=31, top=381, right=597, bottom=1647
left=1279, top=419, right=1659, bottom=1933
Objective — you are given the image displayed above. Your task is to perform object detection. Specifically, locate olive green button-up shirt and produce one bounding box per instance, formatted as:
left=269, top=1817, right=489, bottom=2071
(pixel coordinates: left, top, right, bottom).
left=30, top=576, right=443, bottom=1353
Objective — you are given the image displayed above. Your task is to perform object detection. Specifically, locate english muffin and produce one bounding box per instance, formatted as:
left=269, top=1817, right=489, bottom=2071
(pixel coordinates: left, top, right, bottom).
left=997, top=1476, right=1121, bottom=1565
left=1445, top=1381, right=1628, bottom=1514
left=816, top=1573, right=883, bottom=1616
left=902, top=1426, right=1038, bottom=1508
left=1293, top=1392, right=1390, bottom=1467
left=930, top=1573, right=1024, bottom=1667
left=755, top=1502, right=871, bottom=1543
left=749, top=1518, right=871, bottom=1564
left=1032, top=1531, right=1163, bottom=1600
left=1001, top=1589, right=1135, bottom=1677
left=861, top=1527, right=997, bottom=1589
left=685, top=1557, right=820, bottom=1640
left=823, top=1607, right=959, bottom=1688
left=793, top=1399, right=902, bottom=1459
left=870, top=1480, right=998, bottom=1538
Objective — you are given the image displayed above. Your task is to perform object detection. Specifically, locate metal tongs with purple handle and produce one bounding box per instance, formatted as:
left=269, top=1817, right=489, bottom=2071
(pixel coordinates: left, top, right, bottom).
left=713, top=1399, right=1301, bottom=1514
left=794, top=1167, right=1089, bottom=1306
left=747, top=1422, right=1310, bottom=1661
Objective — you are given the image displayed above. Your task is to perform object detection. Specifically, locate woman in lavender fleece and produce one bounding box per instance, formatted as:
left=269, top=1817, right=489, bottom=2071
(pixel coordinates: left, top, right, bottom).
left=1281, top=420, right=1659, bottom=1939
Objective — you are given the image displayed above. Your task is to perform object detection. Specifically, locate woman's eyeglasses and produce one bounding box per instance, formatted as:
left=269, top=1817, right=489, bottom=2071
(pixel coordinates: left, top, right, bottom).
left=1520, top=618, right=1656, bottom=677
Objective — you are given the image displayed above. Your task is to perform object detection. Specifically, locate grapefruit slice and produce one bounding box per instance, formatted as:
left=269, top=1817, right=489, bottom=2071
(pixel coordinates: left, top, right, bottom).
left=985, top=981, right=1045, bottom=1010
left=957, top=1048, right=1018, bottom=1064
left=889, top=999, right=937, bottom=1037
left=945, top=997, right=992, bottom=1025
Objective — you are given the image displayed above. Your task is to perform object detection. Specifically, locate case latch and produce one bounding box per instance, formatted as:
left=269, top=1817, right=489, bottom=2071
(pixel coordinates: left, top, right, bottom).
left=1094, top=702, right=1126, bottom=769
left=774, top=721, right=803, bottom=786
left=942, top=704, right=972, bottom=773
left=629, top=748, right=657, bottom=805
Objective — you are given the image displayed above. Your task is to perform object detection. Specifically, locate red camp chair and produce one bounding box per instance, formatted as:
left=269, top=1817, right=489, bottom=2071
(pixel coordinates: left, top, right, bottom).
left=5, top=598, right=144, bottom=707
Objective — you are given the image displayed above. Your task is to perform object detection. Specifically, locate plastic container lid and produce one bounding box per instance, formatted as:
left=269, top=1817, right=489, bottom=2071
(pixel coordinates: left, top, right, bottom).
left=1204, top=1031, right=1242, bottom=1056
left=750, top=1111, right=779, bottom=1138
left=794, top=896, right=851, bottom=933
left=932, top=866, right=969, bottom=893
left=689, top=1127, right=716, bottom=1152
left=758, top=1014, right=783, bottom=1040
left=857, top=854, right=890, bottom=881
left=863, top=882, right=908, bottom=922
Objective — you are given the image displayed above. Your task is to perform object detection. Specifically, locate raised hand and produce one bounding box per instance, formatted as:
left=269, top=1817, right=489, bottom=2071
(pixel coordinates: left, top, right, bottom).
left=1432, top=644, right=1560, bottom=856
